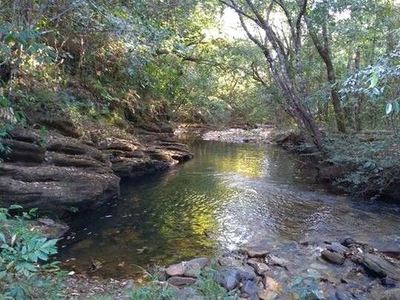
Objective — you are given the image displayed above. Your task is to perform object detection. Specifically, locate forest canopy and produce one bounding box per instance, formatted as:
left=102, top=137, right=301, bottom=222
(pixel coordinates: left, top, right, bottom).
left=0, top=0, right=400, bottom=146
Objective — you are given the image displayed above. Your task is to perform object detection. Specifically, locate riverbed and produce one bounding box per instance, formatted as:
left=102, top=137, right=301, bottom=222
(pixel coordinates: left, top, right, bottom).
left=59, top=139, right=400, bottom=281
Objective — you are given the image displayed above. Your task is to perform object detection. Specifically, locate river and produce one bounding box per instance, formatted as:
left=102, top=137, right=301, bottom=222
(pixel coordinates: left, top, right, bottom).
left=59, top=140, right=400, bottom=279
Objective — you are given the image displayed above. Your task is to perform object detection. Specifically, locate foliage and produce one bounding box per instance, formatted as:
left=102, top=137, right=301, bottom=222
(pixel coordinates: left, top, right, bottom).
left=0, top=206, right=62, bottom=299
left=324, top=134, right=400, bottom=198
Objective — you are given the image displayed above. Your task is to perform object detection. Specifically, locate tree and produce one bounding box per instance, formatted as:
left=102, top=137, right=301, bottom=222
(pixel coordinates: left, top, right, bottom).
left=304, top=2, right=346, bottom=133
left=220, top=0, right=323, bottom=149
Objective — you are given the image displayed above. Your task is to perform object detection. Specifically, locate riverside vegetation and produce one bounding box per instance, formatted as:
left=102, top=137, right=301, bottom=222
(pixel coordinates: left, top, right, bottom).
left=1, top=0, right=400, bottom=299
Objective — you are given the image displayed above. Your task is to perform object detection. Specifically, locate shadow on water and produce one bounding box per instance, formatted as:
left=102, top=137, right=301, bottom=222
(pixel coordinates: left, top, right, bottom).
left=58, top=140, right=400, bottom=278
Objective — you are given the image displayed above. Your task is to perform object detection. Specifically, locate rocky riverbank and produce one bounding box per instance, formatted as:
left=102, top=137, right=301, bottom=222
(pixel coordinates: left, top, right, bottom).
left=68, top=236, right=400, bottom=299
left=141, top=236, right=400, bottom=300
left=0, top=119, right=193, bottom=213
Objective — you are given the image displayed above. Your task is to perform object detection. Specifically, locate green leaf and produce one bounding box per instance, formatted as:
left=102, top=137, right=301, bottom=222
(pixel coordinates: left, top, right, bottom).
left=0, top=96, right=10, bottom=107
left=369, top=73, right=379, bottom=89
left=393, top=101, right=400, bottom=114
left=0, top=232, right=6, bottom=243
left=9, top=204, right=23, bottom=210
left=386, top=103, right=393, bottom=115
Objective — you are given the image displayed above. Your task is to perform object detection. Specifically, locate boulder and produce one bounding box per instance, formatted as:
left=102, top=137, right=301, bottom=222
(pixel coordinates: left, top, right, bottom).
left=362, top=253, right=400, bottom=280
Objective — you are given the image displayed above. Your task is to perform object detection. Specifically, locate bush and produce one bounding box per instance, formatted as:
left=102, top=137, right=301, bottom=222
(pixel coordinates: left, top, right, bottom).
left=0, top=206, right=62, bottom=299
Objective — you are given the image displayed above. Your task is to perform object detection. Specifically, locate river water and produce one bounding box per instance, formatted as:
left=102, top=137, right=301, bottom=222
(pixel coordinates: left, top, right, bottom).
left=59, top=140, right=400, bottom=279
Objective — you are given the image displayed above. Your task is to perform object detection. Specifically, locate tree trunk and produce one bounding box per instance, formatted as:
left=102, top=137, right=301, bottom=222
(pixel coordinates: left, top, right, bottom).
left=306, top=18, right=346, bottom=133
left=354, top=48, right=365, bottom=132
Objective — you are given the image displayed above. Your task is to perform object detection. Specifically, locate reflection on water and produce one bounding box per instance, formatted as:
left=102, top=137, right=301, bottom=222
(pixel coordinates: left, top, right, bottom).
left=59, top=140, right=400, bottom=278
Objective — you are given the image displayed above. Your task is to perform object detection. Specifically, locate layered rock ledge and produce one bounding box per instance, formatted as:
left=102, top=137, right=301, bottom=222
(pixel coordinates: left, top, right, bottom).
left=0, top=122, right=193, bottom=212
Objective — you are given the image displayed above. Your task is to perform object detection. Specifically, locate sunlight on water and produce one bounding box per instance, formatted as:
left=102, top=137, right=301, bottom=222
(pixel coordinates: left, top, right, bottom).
left=59, top=140, right=400, bottom=278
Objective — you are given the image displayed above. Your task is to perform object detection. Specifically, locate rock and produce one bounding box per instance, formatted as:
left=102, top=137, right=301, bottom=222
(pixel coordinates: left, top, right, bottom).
left=328, top=242, right=348, bottom=254
left=152, top=267, right=167, bottom=281
left=335, top=290, right=354, bottom=300
left=32, top=113, right=80, bottom=138
left=0, top=139, right=45, bottom=163
left=187, top=257, right=209, bottom=269
left=247, top=259, right=269, bottom=275
left=31, top=219, right=69, bottom=239
left=235, top=265, right=257, bottom=281
left=188, top=257, right=209, bottom=268
left=0, top=163, right=119, bottom=211
left=184, top=262, right=202, bottom=278
left=381, top=277, right=396, bottom=287
left=242, top=280, right=259, bottom=300
left=379, top=289, right=400, bottom=300
left=219, top=256, right=243, bottom=267
left=362, top=253, right=400, bottom=280
left=244, top=246, right=269, bottom=258
left=268, top=254, right=289, bottom=268
left=9, top=127, right=40, bottom=143
left=167, top=276, right=196, bottom=287
left=176, top=287, right=204, bottom=300
left=264, top=277, right=282, bottom=294
left=258, top=290, right=278, bottom=300
left=38, top=218, right=55, bottom=226
left=321, top=250, right=345, bottom=265
left=166, top=263, right=186, bottom=277
left=218, top=269, right=239, bottom=291
left=341, top=237, right=357, bottom=247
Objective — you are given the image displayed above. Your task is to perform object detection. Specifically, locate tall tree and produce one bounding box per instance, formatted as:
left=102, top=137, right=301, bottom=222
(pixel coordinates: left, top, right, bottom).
left=304, top=4, right=346, bottom=133
left=221, top=0, right=323, bottom=149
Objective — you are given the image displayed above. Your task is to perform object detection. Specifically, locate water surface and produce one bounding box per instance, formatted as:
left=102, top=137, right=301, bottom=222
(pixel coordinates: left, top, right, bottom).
left=59, top=140, right=400, bottom=278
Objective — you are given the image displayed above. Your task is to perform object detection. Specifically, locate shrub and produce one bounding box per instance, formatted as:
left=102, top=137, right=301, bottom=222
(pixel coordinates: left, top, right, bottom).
left=0, top=206, right=62, bottom=299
